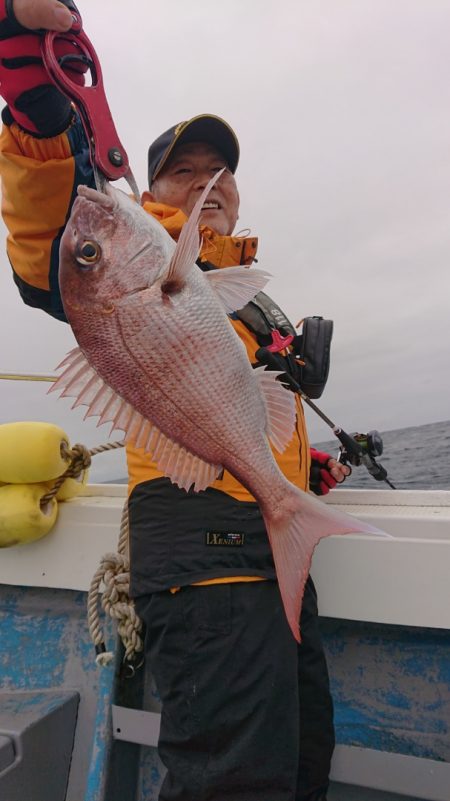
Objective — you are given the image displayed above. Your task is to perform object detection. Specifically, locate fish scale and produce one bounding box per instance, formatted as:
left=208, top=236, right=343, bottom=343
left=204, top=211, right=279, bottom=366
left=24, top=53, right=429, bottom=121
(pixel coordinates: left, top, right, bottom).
left=118, top=274, right=266, bottom=451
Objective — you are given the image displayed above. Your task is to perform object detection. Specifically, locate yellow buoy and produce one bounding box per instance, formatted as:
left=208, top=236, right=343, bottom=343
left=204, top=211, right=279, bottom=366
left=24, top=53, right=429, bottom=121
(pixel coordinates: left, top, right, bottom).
left=0, top=422, right=71, bottom=483
left=0, top=483, right=58, bottom=547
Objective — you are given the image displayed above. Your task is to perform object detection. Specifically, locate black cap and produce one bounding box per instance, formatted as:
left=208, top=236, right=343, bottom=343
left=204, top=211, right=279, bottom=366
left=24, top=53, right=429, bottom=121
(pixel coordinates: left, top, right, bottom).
left=147, top=114, right=240, bottom=186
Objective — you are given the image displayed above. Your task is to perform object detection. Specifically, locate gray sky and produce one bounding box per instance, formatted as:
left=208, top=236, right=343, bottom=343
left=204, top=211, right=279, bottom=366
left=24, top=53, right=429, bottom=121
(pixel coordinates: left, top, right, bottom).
left=1, top=0, right=449, bottom=480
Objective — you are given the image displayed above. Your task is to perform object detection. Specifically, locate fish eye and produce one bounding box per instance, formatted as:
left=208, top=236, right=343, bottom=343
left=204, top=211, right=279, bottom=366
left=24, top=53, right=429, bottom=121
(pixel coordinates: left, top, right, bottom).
left=76, top=240, right=102, bottom=266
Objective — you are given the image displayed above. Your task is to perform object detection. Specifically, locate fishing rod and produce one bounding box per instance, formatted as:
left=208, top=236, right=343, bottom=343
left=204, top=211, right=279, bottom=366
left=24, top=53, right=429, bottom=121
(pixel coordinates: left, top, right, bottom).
left=255, top=347, right=396, bottom=489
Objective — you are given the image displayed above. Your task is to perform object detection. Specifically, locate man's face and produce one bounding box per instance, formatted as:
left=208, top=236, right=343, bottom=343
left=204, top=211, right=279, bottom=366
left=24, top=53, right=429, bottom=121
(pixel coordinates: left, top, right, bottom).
left=148, top=142, right=240, bottom=236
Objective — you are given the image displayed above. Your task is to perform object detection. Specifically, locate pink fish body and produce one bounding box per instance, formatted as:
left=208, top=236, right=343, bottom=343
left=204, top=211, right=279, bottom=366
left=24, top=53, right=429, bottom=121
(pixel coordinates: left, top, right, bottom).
left=53, top=175, right=383, bottom=641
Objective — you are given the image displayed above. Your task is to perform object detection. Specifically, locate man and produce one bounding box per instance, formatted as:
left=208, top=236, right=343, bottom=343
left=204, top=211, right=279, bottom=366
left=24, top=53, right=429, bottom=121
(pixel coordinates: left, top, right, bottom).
left=0, top=1, right=349, bottom=798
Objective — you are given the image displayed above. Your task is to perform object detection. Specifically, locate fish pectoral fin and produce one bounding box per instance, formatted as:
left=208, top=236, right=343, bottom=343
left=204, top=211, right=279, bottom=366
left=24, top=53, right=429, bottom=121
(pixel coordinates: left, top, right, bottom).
left=162, top=170, right=224, bottom=290
left=254, top=366, right=296, bottom=453
left=126, top=424, right=223, bottom=493
left=205, top=266, right=272, bottom=313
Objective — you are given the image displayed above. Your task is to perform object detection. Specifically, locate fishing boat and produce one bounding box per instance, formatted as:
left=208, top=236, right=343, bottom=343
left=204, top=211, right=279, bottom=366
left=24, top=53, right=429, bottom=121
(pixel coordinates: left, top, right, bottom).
left=1, top=453, right=449, bottom=801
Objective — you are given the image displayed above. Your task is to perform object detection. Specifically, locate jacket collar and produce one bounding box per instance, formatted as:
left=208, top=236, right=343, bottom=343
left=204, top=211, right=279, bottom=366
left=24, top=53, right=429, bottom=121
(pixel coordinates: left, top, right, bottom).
left=141, top=199, right=258, bottom=269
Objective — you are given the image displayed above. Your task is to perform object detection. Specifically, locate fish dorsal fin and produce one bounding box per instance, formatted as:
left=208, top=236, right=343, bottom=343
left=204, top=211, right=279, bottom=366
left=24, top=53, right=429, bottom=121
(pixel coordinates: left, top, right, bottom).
left=127, top=425, right=222, bottom=492
left=254, top=365, right=296, bottom=453
left=50, top=347, right=222, bottom=492
left=162, top=169, right=224, bottom=290
left=205, top=266, right=271, bottom=313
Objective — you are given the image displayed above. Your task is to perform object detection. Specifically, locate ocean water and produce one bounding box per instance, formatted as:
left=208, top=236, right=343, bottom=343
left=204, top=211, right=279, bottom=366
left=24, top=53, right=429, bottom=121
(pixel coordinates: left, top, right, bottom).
left=313, top=418, right=450, bottom=491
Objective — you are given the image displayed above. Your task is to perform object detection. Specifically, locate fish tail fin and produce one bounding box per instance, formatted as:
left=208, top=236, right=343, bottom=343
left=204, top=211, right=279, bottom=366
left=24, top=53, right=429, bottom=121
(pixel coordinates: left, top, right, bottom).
left=262, top=488, right=386, bottom=642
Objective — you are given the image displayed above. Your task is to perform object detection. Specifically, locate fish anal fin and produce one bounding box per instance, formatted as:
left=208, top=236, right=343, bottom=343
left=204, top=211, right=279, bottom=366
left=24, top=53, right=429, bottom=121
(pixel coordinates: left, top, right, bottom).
left=205, top=266, right=271, bottom=313
left=254, top=366, right=296, bottom=453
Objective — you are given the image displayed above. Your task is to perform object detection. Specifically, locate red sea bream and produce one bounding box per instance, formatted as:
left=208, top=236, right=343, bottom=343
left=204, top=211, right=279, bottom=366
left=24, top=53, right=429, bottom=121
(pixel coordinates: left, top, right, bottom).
left=52, top=174, right=383, bottom=641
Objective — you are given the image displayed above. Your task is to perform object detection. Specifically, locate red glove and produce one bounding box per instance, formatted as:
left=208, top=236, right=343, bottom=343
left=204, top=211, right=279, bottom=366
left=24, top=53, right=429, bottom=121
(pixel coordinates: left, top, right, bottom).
left=309, top=448, right=351, bottom=496
left=0, top=0, right=86, bottom=135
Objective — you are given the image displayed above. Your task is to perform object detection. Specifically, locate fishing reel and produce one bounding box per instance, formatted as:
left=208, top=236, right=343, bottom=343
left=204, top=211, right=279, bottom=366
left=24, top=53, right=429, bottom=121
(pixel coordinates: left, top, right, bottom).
left=338, top=429, right=395, bottom=488
left=256, top=345, right=397, bottom=489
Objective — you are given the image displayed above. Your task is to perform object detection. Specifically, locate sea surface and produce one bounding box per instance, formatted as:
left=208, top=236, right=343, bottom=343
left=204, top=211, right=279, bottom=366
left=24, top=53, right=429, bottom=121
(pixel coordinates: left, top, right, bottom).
left=312, top=418, right=450, bottom=491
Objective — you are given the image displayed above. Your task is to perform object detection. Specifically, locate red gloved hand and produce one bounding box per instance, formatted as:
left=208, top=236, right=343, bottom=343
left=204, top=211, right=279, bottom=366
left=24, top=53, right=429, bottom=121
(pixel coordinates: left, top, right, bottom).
left=309, top=448, right=351, bottom=496
left=0, top=0, right=86, bottom=135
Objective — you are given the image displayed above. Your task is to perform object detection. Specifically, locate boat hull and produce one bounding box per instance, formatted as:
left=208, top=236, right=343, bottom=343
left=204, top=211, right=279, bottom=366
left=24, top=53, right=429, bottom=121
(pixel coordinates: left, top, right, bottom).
left=1, top=487, right=449, bottom=800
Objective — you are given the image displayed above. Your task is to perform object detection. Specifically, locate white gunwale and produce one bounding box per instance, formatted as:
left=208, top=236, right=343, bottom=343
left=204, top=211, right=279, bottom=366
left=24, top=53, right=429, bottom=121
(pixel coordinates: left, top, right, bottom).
left=0, top=486, right=449, bottom=630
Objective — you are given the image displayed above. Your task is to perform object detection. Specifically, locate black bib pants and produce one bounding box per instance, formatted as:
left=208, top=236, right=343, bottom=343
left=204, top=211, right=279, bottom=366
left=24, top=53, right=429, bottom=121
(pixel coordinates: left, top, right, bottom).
left=131, top=482, right=334, bottom=801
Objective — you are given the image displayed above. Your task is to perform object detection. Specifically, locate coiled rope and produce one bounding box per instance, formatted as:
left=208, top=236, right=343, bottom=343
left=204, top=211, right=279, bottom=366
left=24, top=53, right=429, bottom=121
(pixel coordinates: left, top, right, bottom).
left=87, top=500, right=144, bottom=668
left=44, top=439, right=144, bottom=668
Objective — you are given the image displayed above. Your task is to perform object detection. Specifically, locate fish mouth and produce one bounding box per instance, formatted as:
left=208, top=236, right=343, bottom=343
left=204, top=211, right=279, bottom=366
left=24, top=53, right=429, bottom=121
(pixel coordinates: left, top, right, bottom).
left=76, top=183, right=116, bottom=210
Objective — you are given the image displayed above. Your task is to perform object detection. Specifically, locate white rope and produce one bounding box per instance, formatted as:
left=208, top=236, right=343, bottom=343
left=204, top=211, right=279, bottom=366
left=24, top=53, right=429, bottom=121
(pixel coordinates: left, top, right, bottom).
left=87, top=501, right=144, bottom=667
